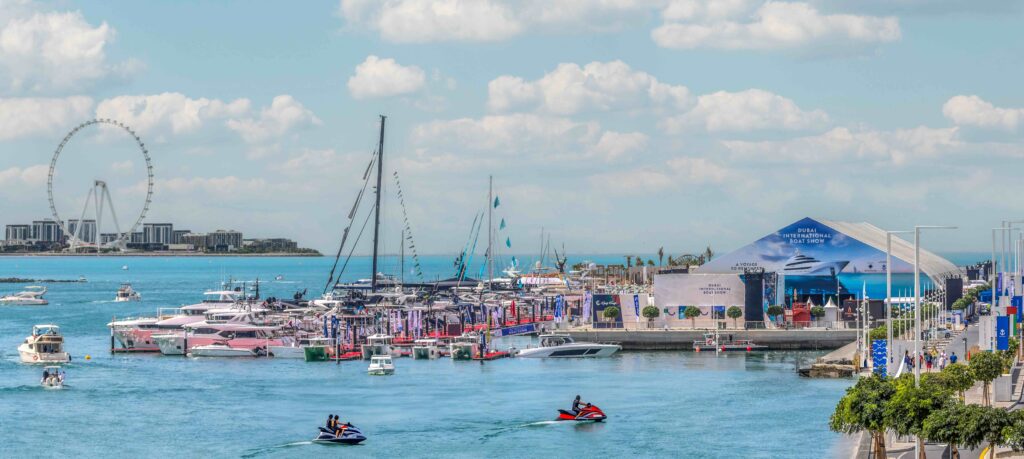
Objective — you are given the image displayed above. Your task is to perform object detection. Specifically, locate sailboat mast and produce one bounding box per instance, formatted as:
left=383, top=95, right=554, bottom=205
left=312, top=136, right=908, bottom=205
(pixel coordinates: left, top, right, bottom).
left=488, top=175, right=494, bottom=288
left=371, top=115, right=386, bottom=293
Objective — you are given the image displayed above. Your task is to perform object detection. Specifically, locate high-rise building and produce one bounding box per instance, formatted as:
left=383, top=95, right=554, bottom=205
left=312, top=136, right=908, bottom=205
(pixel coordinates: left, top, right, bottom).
left=99, top=233, right=119, bottom=244
left=207, top=229, right=243, bottom=251
left=181, top=233, right=208, bottom=250
left=130, top=232, right=145, bottom=243
left=31, top=219, right=63, bottom=242
left=143, top=223, right=173, bottom=244
left=5, top=224, right=31, bottom=241
left=171, top=230, right=191, bottom=244
left=67, top=219, right=97, bottom=244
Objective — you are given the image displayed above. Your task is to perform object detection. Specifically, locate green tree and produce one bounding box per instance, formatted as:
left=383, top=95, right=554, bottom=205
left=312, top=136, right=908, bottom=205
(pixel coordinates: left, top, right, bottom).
left=647, top=259, right=655, bottom=266
left=1002, top=410, right=1024, bottom=453
left=766, top=305, right=785, bottom=323
left=625, top=256, right=632, bottom=268
left=602, top=306, right=620, bottom=322
left=922, top=403, right=973, bottom=459
left=726, top=306, right=743, bottom=329
left=641, top=305, right=660, bottom=326
left=829, top=374, right=895, bottom=459
left=885, top=373, right=954, bottom=458
left=958, top=404, right=1009, bottom=457
left=657, top=247, right=664, bottom=266
left=683, top=306, right=701, bottom=329
left=940, top=363, right=975, bottom=402
left=970, top=351, right=1004, bottom=406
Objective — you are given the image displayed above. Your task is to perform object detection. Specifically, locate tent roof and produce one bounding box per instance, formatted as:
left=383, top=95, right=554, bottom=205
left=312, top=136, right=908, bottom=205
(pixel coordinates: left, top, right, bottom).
left=815, top=218, right=962, bottom=282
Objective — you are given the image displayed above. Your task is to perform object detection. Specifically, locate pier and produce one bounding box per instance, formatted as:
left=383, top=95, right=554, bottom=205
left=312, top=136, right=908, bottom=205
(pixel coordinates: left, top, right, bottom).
left=566, top=328, right=856, bottom=351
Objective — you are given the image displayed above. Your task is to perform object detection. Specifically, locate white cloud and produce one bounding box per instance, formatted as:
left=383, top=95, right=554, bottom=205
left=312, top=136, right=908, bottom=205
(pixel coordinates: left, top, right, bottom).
left=96, top=92, right=250, bottom=138
left=592, top=131, right=648, bottom=161
left=943, top=95, right=1024, bottom=131
left=662, top=89, right=828, bottom=132
left=488, top=60, right=690, bottom=114
left=347, top=55, right=427, bottom=99
left=0, top=9, right=139, bottom=92
left=226, top=95, right=322, bottom=143
left=0, top=164, right=48, bottom=186
left=413, top=113, right=599, bottom=154
left=652, top=1, right=900, bottom=50
left=339, top=0, right=659, bottom=43
left=0, top=96, right=93, bottom=140
left=722, top=126, right=961, bottom=165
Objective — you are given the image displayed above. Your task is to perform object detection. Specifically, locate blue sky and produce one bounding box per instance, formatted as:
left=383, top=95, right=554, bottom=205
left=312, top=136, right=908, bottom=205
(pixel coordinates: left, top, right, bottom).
left=1, top=0, right=1022, bottom=257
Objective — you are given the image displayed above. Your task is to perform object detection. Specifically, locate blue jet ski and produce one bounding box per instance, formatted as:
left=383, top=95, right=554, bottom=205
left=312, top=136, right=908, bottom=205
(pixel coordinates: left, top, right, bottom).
left=314, top=424, right=366, bottom=445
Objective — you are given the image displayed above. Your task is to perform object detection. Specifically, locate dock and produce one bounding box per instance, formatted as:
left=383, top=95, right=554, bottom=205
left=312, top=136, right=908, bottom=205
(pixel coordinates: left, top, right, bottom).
left=567, top=328, right=857, bottom=351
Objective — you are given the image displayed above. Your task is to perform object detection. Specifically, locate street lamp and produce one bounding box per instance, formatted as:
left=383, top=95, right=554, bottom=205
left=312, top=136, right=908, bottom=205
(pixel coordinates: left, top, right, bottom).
left=914, top=225, right=956, bottom=388
left=886, top=230, right=912, bottom=373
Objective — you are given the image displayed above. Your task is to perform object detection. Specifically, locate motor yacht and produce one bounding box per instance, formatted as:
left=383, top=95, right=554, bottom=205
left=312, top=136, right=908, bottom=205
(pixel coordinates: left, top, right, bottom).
left=360, top=334, right=393, bottom=359
left=189, top=343, right=264, bottom=357
left=107, top=305, right=217, bottom=352
left=18, top=325, right=71, bottom=363
left=367, top=355, right=395, bottom=375
left=693, top=332, right=766, bottom=352
left=153, top=323, right=281, bottom=355
left=1, top=286, right=48, bottom=305
left=782, top=253, right=849, bottom=276
left=412, top=338, right=441, bottom=359
left=448, top=333, right=479, bottom=360
left=516, top=334, right=620, bottom=358
left=268, top=336, right=312, bottom=359
left=114, top=283, right=141, bottom=302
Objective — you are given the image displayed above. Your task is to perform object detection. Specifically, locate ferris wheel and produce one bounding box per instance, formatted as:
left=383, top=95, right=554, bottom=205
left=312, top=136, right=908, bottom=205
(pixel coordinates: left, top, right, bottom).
left=47, top=119, right=154, bottom=251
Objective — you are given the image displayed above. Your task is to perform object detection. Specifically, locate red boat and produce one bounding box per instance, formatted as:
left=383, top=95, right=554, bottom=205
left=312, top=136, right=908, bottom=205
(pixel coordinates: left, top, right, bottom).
left=556, top=404, right=607, bottom=422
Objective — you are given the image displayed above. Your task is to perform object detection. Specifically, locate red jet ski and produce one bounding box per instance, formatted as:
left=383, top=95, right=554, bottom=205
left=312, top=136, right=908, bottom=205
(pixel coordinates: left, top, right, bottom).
left=557, top=404, right=606, bottom=422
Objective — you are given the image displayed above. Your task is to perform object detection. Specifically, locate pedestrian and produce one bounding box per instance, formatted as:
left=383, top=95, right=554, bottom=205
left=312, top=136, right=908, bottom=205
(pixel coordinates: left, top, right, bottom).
left=903, top=350, right=913, bottom=369
left=925, top=352, right=933, bottom=371
left=950, top=351, right=958, bottom=364
left=939, top=351, right=947, bottom=370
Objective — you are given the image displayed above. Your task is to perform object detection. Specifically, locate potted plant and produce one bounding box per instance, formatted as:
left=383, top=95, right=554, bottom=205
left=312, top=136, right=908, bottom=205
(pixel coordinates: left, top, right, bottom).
left=602, top=306, right=620, bottom=326
left=683, top=306, right=701, bottom=329
left=641, top=305, right=660, bottom=328
left=726, top=306, right=743, bottom=329
left=767, top=304, right=785, bottom=324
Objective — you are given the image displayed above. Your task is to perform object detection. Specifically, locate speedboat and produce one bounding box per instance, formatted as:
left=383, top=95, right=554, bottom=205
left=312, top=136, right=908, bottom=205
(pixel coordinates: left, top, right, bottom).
left=367, top=355, right=395, bottom=375
left=360, top=334, right=393, bottom=360
left=516, top=334, right=620, bottom=358
left=448, top=333, right=479, bottom=360
left=18, top=325, right=70, bottom=363
left=1, top=286, right=48, bottom=305
left=269, top=336, right=312, bottom=359
left=412, top=338, right=440, bottom=359
left=189, top=343, right=264, bottom=357
left=782, top=253, right=848, bottom=276
left=41, top=366, right=64, bottom=389
left=114, top=283, right=141, bottom=302
left=693, top=332, right=767, bottom=352
left=314, top=424, right=366, bottom=445
left=557, top=404, right=606, bottom=422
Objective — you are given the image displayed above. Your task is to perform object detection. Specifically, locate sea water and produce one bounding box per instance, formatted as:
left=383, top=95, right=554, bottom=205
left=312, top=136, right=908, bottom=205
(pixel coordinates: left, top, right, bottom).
left=2, top=256, right=870, bottom=458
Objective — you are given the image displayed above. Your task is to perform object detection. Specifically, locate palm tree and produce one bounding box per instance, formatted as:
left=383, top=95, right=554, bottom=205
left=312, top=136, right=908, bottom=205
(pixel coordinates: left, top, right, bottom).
left=703, top=246, right=714, bottom=262
left=657, top=247, right=664, bottom=266
left=625, top=255, right=632, bottom=268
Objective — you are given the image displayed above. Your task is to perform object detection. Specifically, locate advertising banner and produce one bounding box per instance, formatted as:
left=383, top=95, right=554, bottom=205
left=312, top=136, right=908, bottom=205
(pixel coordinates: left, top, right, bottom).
left=997, top=316, right=1010, bottom=351
left=872, top=339, right=887, bottom=377
left=699, top=217, right=914, bottom=276
left=591, top=294, right=622, bottom=327
left=653, top=273, right=745, bottom=307
left=633, top=295, right=640, bottom=323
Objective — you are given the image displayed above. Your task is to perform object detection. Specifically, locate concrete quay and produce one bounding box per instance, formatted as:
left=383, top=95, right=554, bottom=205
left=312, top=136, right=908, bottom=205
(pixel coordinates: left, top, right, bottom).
left=566, top=328, right=858, bottom=351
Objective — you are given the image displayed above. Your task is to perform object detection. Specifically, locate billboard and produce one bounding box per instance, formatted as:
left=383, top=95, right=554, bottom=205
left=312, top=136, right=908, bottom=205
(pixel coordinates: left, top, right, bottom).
left=700, top=217, right=914, bottom=276
left=653, top=273, right=746, bottom=307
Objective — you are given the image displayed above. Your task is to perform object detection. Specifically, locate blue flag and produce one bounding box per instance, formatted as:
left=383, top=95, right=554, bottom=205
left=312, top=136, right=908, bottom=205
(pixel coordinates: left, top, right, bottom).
left=493, top=196, right=500, bottom=208
left=499, top=218, right=506, bottom=230
left=506, top=237, right=511, bottom=248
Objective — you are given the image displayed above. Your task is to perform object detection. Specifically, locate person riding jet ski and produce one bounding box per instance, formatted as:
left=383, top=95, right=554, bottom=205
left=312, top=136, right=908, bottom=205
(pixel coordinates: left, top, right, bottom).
left=571, top=395, right=586, bottom=414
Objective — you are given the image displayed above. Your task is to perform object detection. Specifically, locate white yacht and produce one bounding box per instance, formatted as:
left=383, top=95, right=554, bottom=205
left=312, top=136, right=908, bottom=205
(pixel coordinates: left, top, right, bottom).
left=367, top=355, right=395, bottom=375
left=782, top=253, right=849, bottom=276
left=115, top=283, right=141, bottom=302
left=360, top=334, right=393, bottom=359
left=1, top=286, right=48, bottom=305
left=412, top=338, right=441, bottom=359
left=516, top=334, right=620, bottom=358
left=18, top=325, right=71, bottom=363
left=189, top=343, right=262, bottom=358
left=448, top=333, right=479, bottom=360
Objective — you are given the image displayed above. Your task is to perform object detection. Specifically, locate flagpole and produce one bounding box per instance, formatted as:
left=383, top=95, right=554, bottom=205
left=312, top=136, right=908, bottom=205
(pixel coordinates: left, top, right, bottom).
left=488, top=175, right=494, bottom=289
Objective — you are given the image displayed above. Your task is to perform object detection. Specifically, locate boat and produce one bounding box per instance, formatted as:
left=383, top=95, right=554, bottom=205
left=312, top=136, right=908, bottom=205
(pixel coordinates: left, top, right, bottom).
left=556, top=404, right=606, bottom=422
left=314, top=425, right=367, bottom=445
left=40, top=366, right=65, bottom=389
left=516, top=334, right=620, bottom=358
left=693, top=332, right=766, bottom=352
left=448, top=333, right=479, bottom=360
left=1, top=286, right=48, bottom=305
left=121, top=265, right=129, bottom=271
left=114, top=283, right=141, bottom=302
left=303, top=337, right=338, bottom=362
left=18, top=325, right=70, bottom=363
left=367, top=355, right=395, bottom=375
left=153, top=323, right=281, bottom=356
left=275, top=275, right=285, bottom=281
left=189, top=343, right=263, bottom=357
left=360, top=333, right=393, bottom=360
left=412, top=338, right=441, bottom=359
left=269, top=336, right=312, bottom=359
left=782, top=253, right=848, bottom=276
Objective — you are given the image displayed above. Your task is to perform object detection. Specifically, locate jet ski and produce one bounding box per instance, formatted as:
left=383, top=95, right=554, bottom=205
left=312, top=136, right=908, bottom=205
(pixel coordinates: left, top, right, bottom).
left=557, top=404, right=606, bottom=422
left=314, top=424, right=366, bottom=445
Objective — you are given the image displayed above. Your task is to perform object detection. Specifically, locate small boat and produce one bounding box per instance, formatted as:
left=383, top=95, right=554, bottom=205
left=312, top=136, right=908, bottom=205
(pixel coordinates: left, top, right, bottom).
left=314, top=424, right=366, bottom=445
left=1, top=286, right=48, bottom=306
left=302, top=337, right=338, bottom=362
left=412, top=338, right=441, bottom=360
left=516, top=334, right=620, bottom=358
left=367, top=355, right=395, bottom=375
left=189, top=343, right=263, bottom=357
left=41, top=366, right=64, bottom=389
left=114, top=283, right=141, bottom=302
left=121, top=265, right=129, bottom=271
left=18, top=325, right=70, bottom=363
left=360, top=334, right=393, bottom=360
left=448, top=333, right=479, bottom=361
left=693, top=332, right=766, bottom=352
left=275, top=275, right=285, bottom=281
left=269, top=336, right=313, bottom=359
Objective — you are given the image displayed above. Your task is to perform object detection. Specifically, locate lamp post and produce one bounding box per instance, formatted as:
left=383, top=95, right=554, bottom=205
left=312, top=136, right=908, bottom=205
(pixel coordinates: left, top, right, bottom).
left=886, top=230, right=912, bottom=372
left=913, top=225, right=956, bottom=387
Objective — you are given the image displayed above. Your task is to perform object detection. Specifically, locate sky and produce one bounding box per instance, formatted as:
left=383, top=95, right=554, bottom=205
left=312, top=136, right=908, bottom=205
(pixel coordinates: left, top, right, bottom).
left=1, top=0, right=1022, bottom=258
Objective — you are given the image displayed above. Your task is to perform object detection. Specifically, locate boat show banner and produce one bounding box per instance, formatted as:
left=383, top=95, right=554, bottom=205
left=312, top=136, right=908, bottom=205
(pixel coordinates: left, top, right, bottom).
left=653, top=273, right=746, bottom=308
left=699, top=217, right=914, bottom=276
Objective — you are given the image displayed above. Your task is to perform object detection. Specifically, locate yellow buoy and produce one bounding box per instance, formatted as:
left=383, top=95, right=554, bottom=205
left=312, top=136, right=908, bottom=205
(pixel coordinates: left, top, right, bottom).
left=85, top=355, right=91, bottom=360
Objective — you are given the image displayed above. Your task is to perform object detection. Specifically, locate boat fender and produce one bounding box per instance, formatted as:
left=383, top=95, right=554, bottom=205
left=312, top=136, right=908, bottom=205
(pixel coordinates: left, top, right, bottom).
left=705, top=338, right=713, bottom=345
left=32, top=355, right=38, bottom=361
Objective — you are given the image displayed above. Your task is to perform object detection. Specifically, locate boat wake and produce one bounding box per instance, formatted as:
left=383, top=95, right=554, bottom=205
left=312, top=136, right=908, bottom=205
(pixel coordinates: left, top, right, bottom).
left=240, top=441, right=313, bottom=458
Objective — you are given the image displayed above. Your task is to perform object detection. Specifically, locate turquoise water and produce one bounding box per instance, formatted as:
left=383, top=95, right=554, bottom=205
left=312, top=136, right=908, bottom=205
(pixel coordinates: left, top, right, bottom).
left=1, top=256, right=856, bottom=458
